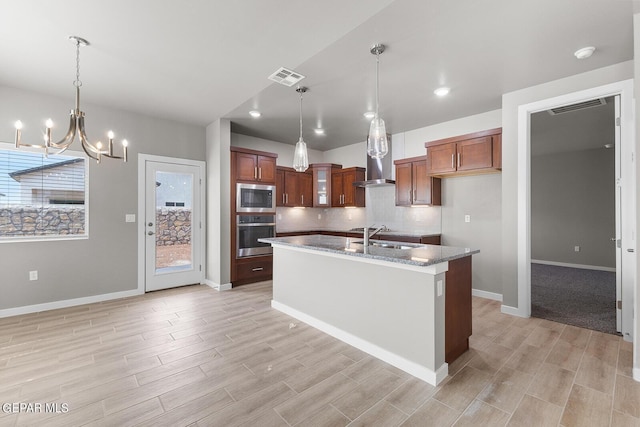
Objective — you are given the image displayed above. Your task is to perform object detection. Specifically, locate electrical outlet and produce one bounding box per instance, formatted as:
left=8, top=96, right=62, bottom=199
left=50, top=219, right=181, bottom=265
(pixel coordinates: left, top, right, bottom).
left=277, top=214, right=282, bottom=220
left=574, top=246, right=580, bottom=252
left=125, top=214, right=136, bottom=223
left=437, top=280, right=443, bottom=297
left=464, top=215, right=471, bottom=223
left=29, top=270, right=38, bottom=281
left=317, top=214, right=321, bottom=220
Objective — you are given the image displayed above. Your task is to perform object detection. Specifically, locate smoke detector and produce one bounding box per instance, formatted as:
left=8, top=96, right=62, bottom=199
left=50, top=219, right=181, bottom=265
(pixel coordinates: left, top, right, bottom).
left=268, top=67, right=305, bottom=87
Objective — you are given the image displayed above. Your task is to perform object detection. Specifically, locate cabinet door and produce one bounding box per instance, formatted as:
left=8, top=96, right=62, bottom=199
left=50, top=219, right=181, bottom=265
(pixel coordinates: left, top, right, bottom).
left=413, top=163, right=441, bottom=206
left=283, top=170, right=298, bottom=206
left=426, top=143, right=457, bottom=174
left=276, top=169, right=285, bottom=207
left=257, top=156, right=276, bottom=183
left=395, top=162, right=413, bottom=206
left=331, top=172, right=344, bottom=206
left=342, top=171, right=357, bottom=206
left=457, top=136, right=493, bottom=171
left=313, top=166, right=331, bottom=207
left=299, top=172, right=313, bottom=207
left=235, top=152, right=258, bottom=181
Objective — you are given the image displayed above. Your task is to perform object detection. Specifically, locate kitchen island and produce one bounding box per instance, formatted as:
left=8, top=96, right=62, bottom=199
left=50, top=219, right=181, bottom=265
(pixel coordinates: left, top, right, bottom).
left=258, top=234, right=478, bottom=386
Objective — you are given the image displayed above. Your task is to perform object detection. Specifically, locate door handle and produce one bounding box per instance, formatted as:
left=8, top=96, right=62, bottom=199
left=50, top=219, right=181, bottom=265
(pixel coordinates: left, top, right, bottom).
left=148, top=231, right=154, bottom=236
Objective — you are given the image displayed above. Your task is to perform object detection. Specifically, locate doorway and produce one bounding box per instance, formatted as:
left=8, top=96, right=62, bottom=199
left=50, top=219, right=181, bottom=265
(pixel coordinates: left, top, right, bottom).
left=516, top=79, right=634, bottom=342
left=529, top=96, right=618, bottom=334
left=138, top=154, right=205, bottom=292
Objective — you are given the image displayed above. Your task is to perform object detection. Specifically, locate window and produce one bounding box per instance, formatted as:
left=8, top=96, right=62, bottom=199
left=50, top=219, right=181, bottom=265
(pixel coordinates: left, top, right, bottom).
left=0, top=145, right=88, bottom=241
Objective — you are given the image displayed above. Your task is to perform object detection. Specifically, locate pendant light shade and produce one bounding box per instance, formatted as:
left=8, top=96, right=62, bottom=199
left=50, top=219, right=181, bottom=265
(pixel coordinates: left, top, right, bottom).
left=293, top=86, right=309, bottom=172
left=367, top=44, right=389, bottom=159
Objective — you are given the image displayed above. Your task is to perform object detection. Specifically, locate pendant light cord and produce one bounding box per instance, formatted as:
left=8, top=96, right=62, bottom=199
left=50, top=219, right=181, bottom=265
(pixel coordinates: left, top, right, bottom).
left=375, top=52, right=380, bottom=117
left=299, top=90, right=304, bottom=139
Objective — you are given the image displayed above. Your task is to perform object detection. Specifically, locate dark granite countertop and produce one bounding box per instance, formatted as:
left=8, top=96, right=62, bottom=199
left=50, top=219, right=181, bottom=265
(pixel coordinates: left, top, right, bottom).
left=259, top=235, right=478, bottom=267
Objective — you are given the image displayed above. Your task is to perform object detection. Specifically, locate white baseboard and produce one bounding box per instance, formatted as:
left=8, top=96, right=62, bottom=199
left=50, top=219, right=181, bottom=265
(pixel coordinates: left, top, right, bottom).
left=271, top=300, right=448, bottom=386
left=501, top=304, right=528, bottom=318
left=0, top=289, right=143, bottom=319
left=472, top=289, right=503, bottom=301
left=203, top=279, right=232, bottom=291
left=531, top=259, right=616, bottom=273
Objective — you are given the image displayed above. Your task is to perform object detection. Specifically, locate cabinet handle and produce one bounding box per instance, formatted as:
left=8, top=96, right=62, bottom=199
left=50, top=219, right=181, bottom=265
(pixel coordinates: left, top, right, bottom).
left=286, top=193, right=288, bottom=204
left=457, top=153, right=461, bottom=168
left=283, top=194, right=286, bottom=204
left=413, top=189, right=417, bottom=202
left=301, top=195, right=304, bottom=205
left=408, top=189, right=412, bottom=203
left=254, top=167, right=258, bottom=179
left=258, top=167, right=262, bottom=180
left=252, top=267, right=264, bottom=272
left=451, top=154, right=455, bottom=169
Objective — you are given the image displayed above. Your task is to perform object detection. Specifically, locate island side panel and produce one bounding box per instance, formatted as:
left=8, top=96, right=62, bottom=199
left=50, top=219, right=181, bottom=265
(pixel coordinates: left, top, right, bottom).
left=270, top=245, right=448, bottom=385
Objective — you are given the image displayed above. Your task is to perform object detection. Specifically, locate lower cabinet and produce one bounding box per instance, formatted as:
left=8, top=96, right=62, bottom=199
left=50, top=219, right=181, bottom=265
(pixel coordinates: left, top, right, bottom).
left=234, top=255, right=273, bottom=284
left=445, top=256, right=472, bottom=363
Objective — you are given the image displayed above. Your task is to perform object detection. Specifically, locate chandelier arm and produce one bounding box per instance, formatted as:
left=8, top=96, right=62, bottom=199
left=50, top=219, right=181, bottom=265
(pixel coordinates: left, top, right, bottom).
left=78, top=116, right=101, bottom=156
left=48, top=111, right=78, bottom=150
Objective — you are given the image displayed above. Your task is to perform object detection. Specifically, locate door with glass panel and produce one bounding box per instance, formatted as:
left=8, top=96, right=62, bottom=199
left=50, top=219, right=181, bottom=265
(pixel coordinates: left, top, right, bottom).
left=144, top=159, right=203, bottom=291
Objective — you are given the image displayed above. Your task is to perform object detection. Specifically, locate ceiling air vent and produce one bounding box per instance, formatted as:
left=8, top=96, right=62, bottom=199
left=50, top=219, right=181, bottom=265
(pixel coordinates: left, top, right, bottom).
left=268, top=67, right=305, bottom=87
left=548, top=98, right=607, bottom=115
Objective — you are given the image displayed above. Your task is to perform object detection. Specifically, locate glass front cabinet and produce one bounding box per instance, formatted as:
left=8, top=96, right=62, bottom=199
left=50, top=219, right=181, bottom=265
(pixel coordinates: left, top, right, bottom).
left=311, top=163, right=342, bottom=207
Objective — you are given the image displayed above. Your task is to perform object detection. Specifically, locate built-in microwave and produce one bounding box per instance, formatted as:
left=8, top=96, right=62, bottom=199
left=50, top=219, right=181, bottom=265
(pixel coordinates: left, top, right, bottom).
left=236, top=183, right=276, bottom=213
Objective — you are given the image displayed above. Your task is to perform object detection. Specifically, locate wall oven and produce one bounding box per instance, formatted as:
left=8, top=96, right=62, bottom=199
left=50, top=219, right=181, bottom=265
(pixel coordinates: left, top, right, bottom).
left=236, top=214, right=275, bottom=258
left=236, top=183, right=276, bottom=213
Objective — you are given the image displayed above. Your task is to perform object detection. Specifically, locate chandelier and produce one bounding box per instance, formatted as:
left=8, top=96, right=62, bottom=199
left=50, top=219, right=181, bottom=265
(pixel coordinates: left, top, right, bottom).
left=367, top=43, right=389, bottom=159
left=13, top=36, right=128, bottom=163
left=292, top=86, right=309, bottom=172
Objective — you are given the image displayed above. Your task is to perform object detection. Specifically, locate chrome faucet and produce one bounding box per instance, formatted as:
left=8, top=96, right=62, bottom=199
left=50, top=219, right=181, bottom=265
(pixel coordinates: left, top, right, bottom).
left=363, top=225, right=387, bottom=247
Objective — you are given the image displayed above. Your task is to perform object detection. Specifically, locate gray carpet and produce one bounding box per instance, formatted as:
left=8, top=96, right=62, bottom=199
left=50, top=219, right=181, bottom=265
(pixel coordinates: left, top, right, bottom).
left=531, top=263, right=618, bottom=335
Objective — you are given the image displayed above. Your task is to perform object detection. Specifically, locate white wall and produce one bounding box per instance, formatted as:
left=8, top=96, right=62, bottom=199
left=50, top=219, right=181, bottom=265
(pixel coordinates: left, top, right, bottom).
left=0, top=85, right=205, bottom=312
left=633, top=13, right=640, bottom=381
left=501, top=60, right=633, bottom=309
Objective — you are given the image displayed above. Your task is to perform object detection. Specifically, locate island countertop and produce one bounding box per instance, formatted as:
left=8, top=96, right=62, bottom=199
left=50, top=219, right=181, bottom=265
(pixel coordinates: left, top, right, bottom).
left=259, top=234, right=478, bottom=267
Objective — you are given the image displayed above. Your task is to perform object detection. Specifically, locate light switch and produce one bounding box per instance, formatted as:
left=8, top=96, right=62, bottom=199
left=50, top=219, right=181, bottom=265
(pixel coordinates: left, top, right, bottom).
left=125, top=214, right=136, bottom=223
left=464, top=215, right=470, bottom=223
left=437, top=280, right=443, bottom=296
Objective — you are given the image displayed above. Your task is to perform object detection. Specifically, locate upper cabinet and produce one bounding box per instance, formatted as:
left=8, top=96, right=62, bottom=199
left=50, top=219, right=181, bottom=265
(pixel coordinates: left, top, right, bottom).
left=331, top=167, right=366, bottom=207
left=310, top=163, right=342, bottom=208
left=276, top=167, right=313, bottom=207
left=425, top=128, right=502, bottom=177
left=231, top=146, right=277, bottom=184
left=394, top=156, right=441, bottom=206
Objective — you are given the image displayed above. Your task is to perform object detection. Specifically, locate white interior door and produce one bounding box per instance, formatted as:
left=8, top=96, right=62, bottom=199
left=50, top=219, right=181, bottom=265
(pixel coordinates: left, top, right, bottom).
left=144, top=158, right=204, bottom=291
left=614, top=94, right=622, bottom=332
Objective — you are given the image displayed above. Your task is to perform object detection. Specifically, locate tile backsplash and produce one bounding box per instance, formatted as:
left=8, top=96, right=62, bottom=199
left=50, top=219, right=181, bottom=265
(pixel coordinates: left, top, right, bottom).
left=276, top=186, right=441, bottom=234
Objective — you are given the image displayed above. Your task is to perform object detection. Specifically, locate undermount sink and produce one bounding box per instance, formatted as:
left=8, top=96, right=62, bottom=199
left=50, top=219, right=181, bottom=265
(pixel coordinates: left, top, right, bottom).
left=349, top=240, right=420, bottom=250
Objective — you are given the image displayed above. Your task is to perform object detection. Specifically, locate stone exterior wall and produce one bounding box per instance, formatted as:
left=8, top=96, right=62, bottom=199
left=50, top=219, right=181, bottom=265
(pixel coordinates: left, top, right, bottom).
left=155, top=207, right=192, bottom=246
left=0, top=206, right=85, bottom=236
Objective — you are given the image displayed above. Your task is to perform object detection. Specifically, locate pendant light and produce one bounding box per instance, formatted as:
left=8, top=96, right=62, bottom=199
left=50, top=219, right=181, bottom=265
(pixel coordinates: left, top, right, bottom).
left=367, top=43, right=389, bottom=159
left=293, top=86, right=309, bottom=172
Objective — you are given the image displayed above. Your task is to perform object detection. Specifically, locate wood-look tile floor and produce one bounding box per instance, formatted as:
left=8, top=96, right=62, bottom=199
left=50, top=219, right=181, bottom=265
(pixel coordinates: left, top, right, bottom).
left=0, top=282, right=638, bottom=426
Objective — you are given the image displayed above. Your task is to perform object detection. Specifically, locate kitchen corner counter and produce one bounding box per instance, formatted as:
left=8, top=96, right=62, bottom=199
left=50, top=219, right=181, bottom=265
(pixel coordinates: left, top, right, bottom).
left=259, top=234, right=478, bottom=267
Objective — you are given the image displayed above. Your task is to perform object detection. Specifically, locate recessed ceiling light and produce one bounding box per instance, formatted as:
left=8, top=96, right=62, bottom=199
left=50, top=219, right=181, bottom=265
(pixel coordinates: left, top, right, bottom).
left=249, top=110, right=261, bottom=118
left=314, top=128, right=325, bottom=135
left=434, top=87, right=450, bottom=97
left=574, top=46, right=595, bottom=59
left=363, top=111, right=375, bottom=120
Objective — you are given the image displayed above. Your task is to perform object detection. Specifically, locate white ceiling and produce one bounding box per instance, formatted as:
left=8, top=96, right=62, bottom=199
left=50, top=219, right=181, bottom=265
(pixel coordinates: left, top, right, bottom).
left=0, top=0, right=637, bottom=151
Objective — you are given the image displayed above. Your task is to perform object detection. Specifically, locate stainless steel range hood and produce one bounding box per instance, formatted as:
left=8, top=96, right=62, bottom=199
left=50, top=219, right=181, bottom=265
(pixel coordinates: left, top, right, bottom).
left=353, top=141, right=395, bottom=187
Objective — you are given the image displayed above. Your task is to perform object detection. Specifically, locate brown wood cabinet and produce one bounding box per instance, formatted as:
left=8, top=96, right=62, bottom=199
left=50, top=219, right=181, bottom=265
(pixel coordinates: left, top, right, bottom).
left=445, top=256, right=472, bottom=363
left=310, top=163, right=342, bottom=207
left=276, top=167, right=312, bottom=207
left=331, top=167, right=366, bottom=207
left=425, top=128, right=502, bottom=177
left=394, top=156, right=441, bottom=206
left=231, top=146, right=277, bottom=183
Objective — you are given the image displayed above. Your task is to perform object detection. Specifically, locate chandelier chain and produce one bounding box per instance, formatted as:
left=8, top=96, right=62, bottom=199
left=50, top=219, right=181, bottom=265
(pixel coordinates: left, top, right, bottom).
left=299, top=90, right=303, bottom=139
left=74, top=40, right=82, bottom=88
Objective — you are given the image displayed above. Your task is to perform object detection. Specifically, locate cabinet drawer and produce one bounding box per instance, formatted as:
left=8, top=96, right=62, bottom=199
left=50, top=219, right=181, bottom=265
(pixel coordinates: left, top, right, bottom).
left=420, top=236, right=441, bottom=245
left=235, top=257, right=273, bottom=281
